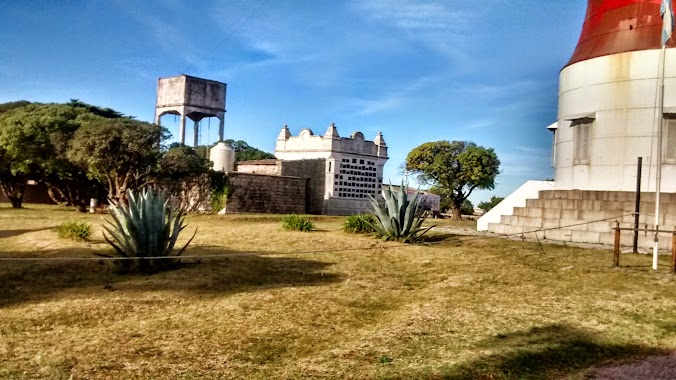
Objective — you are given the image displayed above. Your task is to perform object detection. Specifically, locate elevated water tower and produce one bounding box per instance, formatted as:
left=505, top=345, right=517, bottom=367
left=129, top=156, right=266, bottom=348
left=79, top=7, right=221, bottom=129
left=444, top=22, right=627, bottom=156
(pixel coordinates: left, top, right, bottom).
left=154, top=74, right=227, bottom=147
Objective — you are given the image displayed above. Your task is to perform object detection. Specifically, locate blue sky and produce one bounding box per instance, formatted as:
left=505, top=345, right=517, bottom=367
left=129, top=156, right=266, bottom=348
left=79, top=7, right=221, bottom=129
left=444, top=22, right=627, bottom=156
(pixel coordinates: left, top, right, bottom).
left=0, top=0, right=587, bottom=204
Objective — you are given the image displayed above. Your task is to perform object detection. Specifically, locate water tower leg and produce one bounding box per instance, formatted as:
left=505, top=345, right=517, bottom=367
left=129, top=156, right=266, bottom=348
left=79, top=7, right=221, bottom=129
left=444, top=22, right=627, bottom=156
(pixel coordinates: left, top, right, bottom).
left=193, top=119, right=199, bottom=148
left=179, top=114, right=186, bottom=144
left=218, top=116, right=224, bottom=142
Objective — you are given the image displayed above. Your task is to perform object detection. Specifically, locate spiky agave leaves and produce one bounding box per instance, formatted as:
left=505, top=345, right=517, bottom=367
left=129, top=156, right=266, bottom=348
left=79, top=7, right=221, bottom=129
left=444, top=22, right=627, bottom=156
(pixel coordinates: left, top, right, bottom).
left=100, top=188, right=196, bottom=273
left=366, top=181, right=434, bottom=243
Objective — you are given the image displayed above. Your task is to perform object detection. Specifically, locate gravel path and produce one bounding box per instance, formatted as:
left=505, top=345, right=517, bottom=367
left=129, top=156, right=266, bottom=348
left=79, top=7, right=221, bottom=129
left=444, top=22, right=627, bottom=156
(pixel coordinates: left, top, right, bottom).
left=589, top=353, right=676, bottom=379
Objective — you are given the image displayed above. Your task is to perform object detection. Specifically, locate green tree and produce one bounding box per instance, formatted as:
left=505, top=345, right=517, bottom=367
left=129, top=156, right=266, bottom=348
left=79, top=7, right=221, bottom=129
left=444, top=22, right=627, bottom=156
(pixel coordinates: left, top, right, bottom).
left=405, top=140, right=500, bottom=221
left=158, top=145, right=211, bottom=180
left=0, top=103, right=83, bottom=208
left=461, top=199, right=474, bottom=216
left=223, top=139, right=275, bottom=162
left=68, top=117, right=168, bottom=203
left=478, top=196, right=504, bottom=213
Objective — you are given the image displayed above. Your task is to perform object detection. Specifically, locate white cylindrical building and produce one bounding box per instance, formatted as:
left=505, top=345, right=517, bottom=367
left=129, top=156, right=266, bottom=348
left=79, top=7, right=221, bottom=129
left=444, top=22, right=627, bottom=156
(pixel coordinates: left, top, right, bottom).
left=554, top=0, right=676, bottom=193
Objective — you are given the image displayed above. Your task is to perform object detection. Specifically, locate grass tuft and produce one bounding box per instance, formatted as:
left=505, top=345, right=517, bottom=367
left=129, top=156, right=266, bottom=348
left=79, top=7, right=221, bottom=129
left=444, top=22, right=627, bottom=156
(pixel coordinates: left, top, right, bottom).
left=343, top=213, right=377, bottom=234
left=281, top=214, right=314, bottom=232
left=56, top=220, right=92, bottom=242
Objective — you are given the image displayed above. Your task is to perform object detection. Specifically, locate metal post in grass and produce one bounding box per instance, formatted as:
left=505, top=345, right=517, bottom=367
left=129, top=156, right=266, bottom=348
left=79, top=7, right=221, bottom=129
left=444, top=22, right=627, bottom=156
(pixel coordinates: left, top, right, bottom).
left=672, top=227, right=676, bottom=273
left=633, top=157, right=642, bottom=253
left=613, top=221, right=621, bottom=267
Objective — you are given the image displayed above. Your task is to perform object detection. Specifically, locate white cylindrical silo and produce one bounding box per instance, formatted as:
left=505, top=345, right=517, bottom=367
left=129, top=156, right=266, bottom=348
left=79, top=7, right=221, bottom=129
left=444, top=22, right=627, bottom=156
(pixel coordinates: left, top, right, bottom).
left=209, top=142, right=235, bottom=172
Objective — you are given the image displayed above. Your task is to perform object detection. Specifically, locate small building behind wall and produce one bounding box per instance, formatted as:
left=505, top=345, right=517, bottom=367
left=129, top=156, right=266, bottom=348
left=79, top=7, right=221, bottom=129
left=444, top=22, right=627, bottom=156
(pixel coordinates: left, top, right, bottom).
left=274, top=123, right=389, bottom=215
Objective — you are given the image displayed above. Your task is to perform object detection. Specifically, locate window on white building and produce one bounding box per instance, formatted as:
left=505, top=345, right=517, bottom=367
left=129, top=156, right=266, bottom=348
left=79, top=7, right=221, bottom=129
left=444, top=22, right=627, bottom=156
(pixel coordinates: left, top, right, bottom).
left=665, top=115, right=676, bottom=161
left=572, top=118, right=592, bottom=164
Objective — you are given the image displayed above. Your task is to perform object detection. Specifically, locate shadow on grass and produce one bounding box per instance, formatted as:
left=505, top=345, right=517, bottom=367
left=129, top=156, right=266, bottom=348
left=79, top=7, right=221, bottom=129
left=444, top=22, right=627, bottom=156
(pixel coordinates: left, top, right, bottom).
left=434, top=324, right=659, bottom=380
left=0, top=227, right=54, bottom=239
left=0, top=246, right=342, bottom=308
left=421, top=232, right=464, bottom=246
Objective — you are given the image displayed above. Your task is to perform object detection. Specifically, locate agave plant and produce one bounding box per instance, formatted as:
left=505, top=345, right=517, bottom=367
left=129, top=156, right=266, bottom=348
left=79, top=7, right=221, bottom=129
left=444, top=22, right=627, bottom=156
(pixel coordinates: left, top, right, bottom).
left=100, top=188, right=196, bottom=273
left=366, top=181, right=434, bottom=243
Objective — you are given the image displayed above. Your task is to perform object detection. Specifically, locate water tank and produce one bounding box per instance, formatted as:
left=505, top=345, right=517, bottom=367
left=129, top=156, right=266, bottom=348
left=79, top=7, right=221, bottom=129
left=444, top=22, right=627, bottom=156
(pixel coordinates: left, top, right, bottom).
left=567, top=0, right=676, bottom=67
left=209, top=142, right=235, bottom=172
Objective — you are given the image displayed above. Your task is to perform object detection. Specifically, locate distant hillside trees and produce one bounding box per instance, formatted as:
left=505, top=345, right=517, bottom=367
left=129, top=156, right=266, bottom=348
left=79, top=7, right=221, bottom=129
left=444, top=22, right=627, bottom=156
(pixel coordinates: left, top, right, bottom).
left=405, top=140, right=500, bottom=221
left=224, top=139, right=275, bottom=162
left=478, top=196, right=504, bottom=212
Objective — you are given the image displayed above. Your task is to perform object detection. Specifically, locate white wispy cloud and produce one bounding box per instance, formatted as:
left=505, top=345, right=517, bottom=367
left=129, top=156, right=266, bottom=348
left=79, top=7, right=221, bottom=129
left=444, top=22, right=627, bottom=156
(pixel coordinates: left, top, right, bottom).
left=349, top=0, right=474, bottom=60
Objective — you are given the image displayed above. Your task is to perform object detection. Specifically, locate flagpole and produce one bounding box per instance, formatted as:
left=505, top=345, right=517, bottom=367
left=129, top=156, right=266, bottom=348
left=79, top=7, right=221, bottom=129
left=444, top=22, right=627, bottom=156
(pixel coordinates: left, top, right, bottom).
left=654, top=44, right=666, bottom=270
left=654, top=0, right=673, bottom=270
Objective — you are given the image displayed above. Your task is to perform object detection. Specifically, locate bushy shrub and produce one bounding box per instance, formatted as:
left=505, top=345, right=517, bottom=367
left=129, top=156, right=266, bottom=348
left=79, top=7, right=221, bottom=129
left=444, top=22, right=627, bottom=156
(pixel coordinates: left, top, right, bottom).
left=344, top=214, right=377, bottom=234
left=281, top=214, right=314, bottom=232
left=100, top=188, right=196, bottom=273
left=57, top=220, right=92, bottom=242
left=367, top=181, right=434, bottom=243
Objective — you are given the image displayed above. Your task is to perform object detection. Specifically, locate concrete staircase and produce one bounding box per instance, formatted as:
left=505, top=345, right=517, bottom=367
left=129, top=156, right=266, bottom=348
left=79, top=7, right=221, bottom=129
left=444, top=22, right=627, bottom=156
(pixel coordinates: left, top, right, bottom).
left=486, top=190, right=676, bottom=249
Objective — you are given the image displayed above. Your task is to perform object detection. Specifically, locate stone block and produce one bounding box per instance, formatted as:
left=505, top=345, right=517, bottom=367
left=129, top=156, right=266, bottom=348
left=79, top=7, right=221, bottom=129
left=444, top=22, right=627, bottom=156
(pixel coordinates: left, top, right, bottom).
left=559, top=219, right=582, bottom=230
left=542, top=218, right=561, bottom=229
left=543, top=208, right=561, bottom=219
left=543, top=229, right=573, bottom=241
left=579, top=210, right=606, bottom=221
left=561, top=209, right=580, bottom=220
left=587, top=220, right=615, bottom=233
left=526, top=208, right=544, bottom=218
left=571, top=230, right=601, bottom=244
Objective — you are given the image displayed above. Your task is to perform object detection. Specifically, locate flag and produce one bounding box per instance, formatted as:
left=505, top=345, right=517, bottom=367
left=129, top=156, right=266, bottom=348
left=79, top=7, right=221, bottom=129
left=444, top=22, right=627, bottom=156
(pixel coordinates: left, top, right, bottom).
left=662, top=0, right=674, bottom=46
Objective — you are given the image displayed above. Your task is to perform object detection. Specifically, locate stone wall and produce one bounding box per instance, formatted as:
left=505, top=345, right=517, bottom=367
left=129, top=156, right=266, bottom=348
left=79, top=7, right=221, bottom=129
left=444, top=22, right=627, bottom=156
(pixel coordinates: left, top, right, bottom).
left=226, top=172, right=307, bottom=214
left=280, top=159, right=326, bottom=214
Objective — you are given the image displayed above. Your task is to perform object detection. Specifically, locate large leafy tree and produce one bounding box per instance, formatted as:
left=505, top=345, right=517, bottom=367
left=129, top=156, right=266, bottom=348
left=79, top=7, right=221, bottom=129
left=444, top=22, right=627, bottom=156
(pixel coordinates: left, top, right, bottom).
left=0, top=103, right=84, bottom=208
left=68, top=117, right=168, bottom=203
left=406, top=141, right=500, bottom=220
left=0, top=101, right=124, bottom=209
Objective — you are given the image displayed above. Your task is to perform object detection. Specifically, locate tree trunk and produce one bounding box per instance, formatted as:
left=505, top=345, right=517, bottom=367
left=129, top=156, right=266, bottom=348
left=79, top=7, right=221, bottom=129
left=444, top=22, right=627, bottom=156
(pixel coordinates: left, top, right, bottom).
left=1, top=178, right=26, bottom=209
left=450, top=204, right=462, bottom=221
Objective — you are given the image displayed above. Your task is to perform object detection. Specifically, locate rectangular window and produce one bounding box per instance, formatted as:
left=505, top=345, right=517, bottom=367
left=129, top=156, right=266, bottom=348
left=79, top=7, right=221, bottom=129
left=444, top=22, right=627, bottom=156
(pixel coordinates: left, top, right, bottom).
left=665, top=115, right=676, bottom=161
left=572, top=118, right=592, bottom=164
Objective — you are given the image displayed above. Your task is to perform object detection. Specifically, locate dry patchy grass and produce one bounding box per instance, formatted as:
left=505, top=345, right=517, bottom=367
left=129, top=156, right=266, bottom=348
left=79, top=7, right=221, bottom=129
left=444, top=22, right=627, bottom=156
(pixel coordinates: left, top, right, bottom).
left=1, top=204, right=675, bottom=379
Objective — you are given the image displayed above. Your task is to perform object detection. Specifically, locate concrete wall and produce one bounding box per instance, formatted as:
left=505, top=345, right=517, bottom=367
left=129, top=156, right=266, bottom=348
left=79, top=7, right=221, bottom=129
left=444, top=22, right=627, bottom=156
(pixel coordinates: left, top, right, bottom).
left=323, top=197, right=371, bottom=215
left=226, top=172, right=307, bottom=214
left=555, top=48, right=676, bottom=193
left=237, top=163, right=281, bottom=175
left=279, top=159, right=326, bottom=214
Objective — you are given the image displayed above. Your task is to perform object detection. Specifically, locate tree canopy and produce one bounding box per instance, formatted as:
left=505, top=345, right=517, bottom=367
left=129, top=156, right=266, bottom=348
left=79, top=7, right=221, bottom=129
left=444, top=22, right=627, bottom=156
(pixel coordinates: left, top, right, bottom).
left=67, top=117, right=168, bottom=203
left=478, top=196, right=505, bottom=212
left=406, top=140, right=500, bottom=220
left=224, top=139, right=275, bottom=162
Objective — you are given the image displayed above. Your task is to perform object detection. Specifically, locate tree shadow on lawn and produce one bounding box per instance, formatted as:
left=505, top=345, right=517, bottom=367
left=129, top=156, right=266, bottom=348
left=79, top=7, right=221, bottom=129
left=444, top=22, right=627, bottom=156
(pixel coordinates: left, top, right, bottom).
left=0, top=246, right=343, bottom=308
left=0, top=227, right=54, bottom=239
left=434, top=324, right=661, bottom=380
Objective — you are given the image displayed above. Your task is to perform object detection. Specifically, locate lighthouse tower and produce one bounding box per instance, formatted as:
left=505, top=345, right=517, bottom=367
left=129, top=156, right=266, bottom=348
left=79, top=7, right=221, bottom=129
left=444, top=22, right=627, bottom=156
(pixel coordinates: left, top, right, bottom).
left=479, top=0, right=676, bottom=248
left=556, top=0, right=676, bottom=192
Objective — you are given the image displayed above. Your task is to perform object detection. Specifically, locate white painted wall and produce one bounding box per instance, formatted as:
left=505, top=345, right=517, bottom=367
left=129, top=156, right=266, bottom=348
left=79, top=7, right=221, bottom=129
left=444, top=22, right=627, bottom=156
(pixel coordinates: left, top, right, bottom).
left=555, top=48, right=676, bottom=193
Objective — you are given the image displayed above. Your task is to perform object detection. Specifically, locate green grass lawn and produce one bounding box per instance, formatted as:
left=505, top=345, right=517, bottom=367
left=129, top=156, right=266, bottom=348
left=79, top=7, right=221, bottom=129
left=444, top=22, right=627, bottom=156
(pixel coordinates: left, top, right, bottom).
left=1, top=204, right=675, bottom=379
